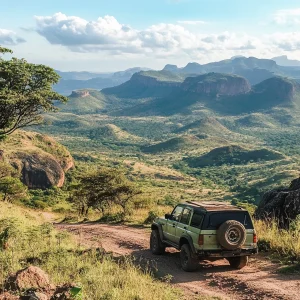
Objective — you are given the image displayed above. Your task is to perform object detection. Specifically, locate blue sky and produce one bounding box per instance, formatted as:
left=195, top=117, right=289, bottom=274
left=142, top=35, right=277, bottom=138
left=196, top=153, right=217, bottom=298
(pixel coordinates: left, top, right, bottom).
left=1, top=0, right=300, bottom=71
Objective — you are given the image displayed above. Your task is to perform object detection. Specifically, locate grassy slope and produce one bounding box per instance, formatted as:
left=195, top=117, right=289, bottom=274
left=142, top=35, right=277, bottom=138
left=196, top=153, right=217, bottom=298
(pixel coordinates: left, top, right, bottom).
left=56, top=90, right=107, bottom=114
left=0, top=203, right=181, bottom=299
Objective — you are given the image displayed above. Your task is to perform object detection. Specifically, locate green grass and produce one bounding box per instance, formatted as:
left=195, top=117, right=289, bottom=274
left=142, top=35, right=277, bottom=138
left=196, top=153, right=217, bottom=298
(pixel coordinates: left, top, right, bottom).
left=255, top=219, right=300, bottom=264
left=0, top=203, right=181, bottom=300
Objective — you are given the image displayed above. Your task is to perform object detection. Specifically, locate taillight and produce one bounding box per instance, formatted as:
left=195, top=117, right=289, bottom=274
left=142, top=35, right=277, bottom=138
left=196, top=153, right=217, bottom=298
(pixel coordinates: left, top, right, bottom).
left=253, top=233, right=258, bottom=243
left=198, top=234, right=204, bottom=246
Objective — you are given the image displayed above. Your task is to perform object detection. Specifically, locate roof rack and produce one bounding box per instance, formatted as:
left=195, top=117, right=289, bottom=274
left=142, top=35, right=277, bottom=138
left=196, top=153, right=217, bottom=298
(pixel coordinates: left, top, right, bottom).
left=186, top=201, right=205, bottom=207
left=186, top=201, right=244, bottom=211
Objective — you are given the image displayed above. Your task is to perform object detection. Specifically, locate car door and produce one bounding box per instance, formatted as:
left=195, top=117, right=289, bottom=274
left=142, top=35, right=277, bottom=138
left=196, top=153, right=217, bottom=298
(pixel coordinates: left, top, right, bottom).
left=165, top=205, right=184, bottom=243
left=176, top=207, right=192, bottom=244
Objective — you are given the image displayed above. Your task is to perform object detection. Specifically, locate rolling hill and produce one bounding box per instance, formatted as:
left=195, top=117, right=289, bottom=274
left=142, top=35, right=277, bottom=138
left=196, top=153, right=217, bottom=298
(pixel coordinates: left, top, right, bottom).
left=184, top=145, right=285, bottom=168
left=175, top=117, right=231, bottom=137
left=88, top=124, right=143, bottom=142
left=141, top=135, right=200, bottom=154
left=56, top=90, right=107, bottom=114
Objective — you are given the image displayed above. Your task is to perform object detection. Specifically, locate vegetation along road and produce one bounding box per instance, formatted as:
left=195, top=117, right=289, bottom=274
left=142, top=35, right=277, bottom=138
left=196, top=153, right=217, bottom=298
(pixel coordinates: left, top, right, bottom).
left=56, top=222, right=300, bottom=300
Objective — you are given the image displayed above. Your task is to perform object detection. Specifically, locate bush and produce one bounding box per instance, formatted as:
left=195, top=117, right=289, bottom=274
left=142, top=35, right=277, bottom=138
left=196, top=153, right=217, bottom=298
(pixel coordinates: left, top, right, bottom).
left=144, top=210, right=159, bottom=224
left=158, top=195, right=178, bottom=206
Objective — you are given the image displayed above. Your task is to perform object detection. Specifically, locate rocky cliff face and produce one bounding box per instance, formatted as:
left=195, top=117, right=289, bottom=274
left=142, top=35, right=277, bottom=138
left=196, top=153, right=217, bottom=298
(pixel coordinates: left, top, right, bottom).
left=0, top=131, right=74, bottom=189
left=70, top=90, right=90, bottom=98
left=181, top=73, right=251, bottom=96
left=255, top=177, right=300, bottom=228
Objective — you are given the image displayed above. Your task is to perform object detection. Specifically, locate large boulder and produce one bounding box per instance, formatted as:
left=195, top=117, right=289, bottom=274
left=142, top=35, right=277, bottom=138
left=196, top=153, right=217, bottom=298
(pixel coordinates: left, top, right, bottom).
left=0, top=131, right=74, bottom=189
left=255, top=177, right=300, bottom=227
left=4, top=266, right=79, bottom=300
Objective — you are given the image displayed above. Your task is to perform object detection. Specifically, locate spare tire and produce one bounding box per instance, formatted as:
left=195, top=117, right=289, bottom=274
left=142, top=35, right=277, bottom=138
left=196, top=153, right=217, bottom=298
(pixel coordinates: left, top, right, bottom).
left=217, top=220, right=246, bottom=250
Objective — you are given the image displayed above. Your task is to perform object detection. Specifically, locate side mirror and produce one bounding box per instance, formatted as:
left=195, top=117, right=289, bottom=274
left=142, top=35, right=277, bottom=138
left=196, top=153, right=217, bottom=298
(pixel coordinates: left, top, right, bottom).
left=165, top=213, right=172, bottom=220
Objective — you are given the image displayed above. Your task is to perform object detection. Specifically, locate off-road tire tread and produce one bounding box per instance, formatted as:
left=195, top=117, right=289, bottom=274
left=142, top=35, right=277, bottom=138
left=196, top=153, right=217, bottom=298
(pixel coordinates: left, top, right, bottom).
left=217, top=220, right=246, bottom=250
left=150, top=230, right=166, bottom=255
left=180, top=244, right=198, bottom=272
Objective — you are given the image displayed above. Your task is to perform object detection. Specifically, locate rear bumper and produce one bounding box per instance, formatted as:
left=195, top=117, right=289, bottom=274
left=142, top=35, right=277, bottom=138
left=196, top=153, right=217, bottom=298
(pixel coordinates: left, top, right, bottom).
left=196, top=248, right=258, bottom=258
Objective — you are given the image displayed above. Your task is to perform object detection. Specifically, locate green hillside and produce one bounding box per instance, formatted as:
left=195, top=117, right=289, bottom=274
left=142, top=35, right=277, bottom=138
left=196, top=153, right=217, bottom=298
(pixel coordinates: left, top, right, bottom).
left=175, top=117, right=231, bottom=136
left=56, top=89, right=107, bottom=114
left=184, top=145, right=285, bottom=168
left=88, top=124, right=143, bottom=142
left=142, top=135, right=200, bottom=153
left=235, top=113, right=277, bottom=128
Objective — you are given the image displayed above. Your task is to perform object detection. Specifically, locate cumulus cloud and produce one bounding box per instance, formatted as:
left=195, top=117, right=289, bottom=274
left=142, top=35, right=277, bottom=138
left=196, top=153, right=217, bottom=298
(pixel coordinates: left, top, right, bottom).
left=271, top=32, right=300, bottom=51
left=35, top=12, right=262, bottom=57
left=0, top=29, right=26, bottom=45
left=273, top=8, right=300, bottom=25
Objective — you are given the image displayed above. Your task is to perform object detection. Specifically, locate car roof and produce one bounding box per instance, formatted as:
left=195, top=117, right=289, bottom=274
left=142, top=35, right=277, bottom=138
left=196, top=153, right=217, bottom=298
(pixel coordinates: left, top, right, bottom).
left=183, top=201, right=246, bottom=212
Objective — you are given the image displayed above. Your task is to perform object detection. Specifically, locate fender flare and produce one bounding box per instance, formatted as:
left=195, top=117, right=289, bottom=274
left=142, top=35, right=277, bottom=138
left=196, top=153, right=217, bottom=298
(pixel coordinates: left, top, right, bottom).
left=179, top=234, right=196, bottom=254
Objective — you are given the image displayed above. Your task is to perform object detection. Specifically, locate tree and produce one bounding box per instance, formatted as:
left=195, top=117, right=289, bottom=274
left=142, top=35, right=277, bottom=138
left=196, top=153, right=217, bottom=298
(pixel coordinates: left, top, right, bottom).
left=0, top=176, right=28, bottom=202
left=73, top=168, right=141, bottom=219
left=0, top=46, right=67, bottom=137
left=0, top=161, right=14, bottom=179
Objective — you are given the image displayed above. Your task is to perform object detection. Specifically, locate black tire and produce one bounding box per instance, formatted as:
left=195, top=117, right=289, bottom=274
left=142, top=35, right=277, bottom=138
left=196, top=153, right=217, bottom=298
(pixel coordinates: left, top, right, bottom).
left=217, top=220, right=246, bottom=250
left=180, top=244, right=198, bottom=272
left=227, top=256, right=248, bottom=269
left=150, top=230, right=165, bottom=255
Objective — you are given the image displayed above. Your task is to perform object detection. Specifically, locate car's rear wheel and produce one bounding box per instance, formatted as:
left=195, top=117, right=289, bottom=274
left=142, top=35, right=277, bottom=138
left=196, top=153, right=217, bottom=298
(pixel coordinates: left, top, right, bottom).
left=150, top=230, right=165, bottom=255
left=180, top=244, right=198, bottom=272
left=227, top=256, right=248, bottom=269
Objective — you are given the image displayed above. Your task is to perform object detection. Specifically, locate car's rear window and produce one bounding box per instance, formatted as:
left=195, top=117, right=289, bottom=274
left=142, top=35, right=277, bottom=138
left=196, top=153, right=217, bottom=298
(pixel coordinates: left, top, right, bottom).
left=203, top=212, right=253, bottom=230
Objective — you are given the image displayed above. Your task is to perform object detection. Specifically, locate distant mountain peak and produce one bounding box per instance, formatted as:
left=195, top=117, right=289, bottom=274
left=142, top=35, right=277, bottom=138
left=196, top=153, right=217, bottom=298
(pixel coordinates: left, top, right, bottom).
left=271, top=56, right=300, bottom=67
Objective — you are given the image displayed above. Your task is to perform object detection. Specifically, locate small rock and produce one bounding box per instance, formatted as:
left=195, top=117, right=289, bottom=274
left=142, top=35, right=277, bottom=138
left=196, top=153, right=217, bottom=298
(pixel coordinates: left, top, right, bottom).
left=15, top=266, right=51, bottom=291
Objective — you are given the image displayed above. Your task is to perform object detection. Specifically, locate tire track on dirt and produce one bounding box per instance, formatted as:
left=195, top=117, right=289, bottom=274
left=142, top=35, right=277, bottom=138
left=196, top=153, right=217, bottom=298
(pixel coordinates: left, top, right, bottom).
left=55, top=223, right=300, bottom=300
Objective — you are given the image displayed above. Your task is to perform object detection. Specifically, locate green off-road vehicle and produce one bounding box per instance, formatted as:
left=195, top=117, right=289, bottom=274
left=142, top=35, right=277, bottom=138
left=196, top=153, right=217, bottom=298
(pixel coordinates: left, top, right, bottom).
left=150, top=201, right=258, bottom=271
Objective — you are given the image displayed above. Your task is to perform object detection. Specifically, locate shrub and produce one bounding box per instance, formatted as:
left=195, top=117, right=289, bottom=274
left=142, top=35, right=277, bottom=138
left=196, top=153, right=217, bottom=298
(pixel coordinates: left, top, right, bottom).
left=144, top=210, right=159, bottom=224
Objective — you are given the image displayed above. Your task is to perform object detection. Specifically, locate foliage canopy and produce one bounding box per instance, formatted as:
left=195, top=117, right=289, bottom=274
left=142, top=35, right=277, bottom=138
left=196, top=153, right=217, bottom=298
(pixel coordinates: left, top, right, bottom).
left=73, top=168, right=141, bottom=219
left=0, top=46, right=67, bottom=136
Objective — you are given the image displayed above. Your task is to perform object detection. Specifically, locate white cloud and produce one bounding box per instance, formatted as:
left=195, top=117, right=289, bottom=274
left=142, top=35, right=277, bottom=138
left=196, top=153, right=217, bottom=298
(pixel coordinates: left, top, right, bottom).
left=0, top=29, right=26, bottom=46
left=35, top=13, right=261, bottom=58
left=177, top=20, right=207, bottom=25
left=271, top=32, right=300, bottom=51
left=273, top=8, right=300, bottom=25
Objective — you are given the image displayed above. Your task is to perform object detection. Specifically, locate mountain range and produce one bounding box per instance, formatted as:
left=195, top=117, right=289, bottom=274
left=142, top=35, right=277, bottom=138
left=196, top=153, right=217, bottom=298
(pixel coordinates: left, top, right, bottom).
left=54, top=56, right=300, bottom=95
left=54, top=67, right=151, bottom=95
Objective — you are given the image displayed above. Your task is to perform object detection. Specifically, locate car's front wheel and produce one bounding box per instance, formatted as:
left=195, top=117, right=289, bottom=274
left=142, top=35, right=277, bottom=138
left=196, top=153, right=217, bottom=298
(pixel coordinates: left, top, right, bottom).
left=150, top=230, right=165, bottom=255
left=227, top=256, right=249, bottom=269
left=180, top=244, right=198, bottom=272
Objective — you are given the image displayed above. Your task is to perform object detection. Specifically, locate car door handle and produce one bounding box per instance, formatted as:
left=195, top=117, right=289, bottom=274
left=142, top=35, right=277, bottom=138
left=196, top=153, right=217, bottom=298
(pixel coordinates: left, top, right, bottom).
left=183, top=226, right=187, bottom=229
left=172, top=224, right=176, bottom=227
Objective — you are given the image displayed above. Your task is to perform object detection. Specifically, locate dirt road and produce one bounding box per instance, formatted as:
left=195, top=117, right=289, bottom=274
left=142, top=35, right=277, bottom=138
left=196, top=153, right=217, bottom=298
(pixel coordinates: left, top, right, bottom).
left=55, top=223, right=300, bottom=300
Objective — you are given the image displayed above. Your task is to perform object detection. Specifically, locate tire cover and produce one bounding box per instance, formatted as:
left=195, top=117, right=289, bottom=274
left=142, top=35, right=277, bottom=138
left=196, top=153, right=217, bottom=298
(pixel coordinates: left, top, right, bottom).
left=217, top=220, right=246, bottom=250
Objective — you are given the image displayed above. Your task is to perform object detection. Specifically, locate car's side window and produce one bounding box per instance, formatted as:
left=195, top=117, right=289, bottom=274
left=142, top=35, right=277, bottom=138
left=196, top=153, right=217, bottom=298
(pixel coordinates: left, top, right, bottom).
left=180, top=208, right=192, bottom=225
left=190, top=211, right=204, bottom=228
left=171, top=206, right=184, bottom=222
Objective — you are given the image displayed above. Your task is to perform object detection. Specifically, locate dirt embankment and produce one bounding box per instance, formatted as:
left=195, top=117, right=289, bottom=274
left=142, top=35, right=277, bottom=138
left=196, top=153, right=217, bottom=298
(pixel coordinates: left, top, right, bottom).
left=56, top=223, right=300, bottom=300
